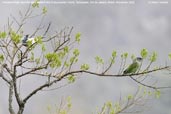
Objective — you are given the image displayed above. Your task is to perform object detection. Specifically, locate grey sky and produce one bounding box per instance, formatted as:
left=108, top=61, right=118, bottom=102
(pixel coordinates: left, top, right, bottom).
left=0, top=0, right=171, bottom=114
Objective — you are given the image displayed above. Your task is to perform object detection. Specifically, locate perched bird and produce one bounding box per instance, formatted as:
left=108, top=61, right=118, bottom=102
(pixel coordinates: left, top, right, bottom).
left=123, top=57, right=143, bottom=75
left=22, top=34, right=35, bottom=46
left=22, top=34, right=29, bottom=46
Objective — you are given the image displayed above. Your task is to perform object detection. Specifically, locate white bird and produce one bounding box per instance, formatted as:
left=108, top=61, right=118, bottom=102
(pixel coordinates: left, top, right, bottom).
left=22, top=34, right=36, bottom=47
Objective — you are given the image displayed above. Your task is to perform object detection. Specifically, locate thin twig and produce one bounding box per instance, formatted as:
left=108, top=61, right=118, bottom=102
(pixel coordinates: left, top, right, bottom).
left=43, top=22, right=51, bottom=37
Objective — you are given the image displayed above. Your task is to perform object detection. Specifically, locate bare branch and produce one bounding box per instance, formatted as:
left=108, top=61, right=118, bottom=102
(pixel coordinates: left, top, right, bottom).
left=17, top=64, right=48, bottom=78
left=0, top=75, right=10, bottom=84
left=43, top=22, right=51, bottom=37
left=30, top=15, right=45, bottom=38
left=118, top=58, right=124, bottom=74
left=103, top=57, right=115, bottom=74
left=10, top=14, right=20, bottom=26
left=130, top=76, right=171, bottom=89
left=3, top=64, right=13, bottom=77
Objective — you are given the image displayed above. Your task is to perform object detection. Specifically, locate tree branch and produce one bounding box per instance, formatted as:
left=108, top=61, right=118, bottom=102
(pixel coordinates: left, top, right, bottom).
left=102, top=57, right=115, bottom=74
left=65, top=66, right=170, bottom=78
left=43, top=22, right=51, bottom=37
left=22, top=65, right=170, bottom=104
left=17, top=65, right=48, bottom=78
left=13, top=74, right=24, bottom=109
left=130, top=76, right=171, bottom=89
left=0, top=75, right=10, bottom=84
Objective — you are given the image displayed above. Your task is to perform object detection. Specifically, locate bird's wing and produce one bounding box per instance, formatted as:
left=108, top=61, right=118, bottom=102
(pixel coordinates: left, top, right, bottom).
left=123, top=62, right=139, bottom=74
left=22, top=36, right=27, bottom=43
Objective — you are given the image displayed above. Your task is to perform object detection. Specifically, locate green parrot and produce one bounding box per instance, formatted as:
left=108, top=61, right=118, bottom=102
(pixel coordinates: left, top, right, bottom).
left=123, top=57, right=143, bottom=75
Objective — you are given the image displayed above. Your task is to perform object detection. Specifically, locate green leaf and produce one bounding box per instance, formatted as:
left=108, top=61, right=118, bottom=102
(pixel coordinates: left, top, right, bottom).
left=101, top=104, right=107, bottom=114
left=0, top=54, right=4, bottom=62
left=60, top=110, right=67, bottom=114
left=35, top=58, right=40, bottom=64
left=127, top=94, right=133, bottom=100
left=141, top=48, right=148, bottom=59
left=64, top=61, right=69, bottom=67
left=32, top=0, right=39, bottom=8
left=64, top=46, right=69, bottom=53
left=168, top=53, right=171, bottom=60
left=70, top=57, right=76, bottom=63
left=67, top=102, right=72, bottom=109
left=10, top=31, right=22, bottom=44
left=45, top=53, right=61, bottom=68
left=75, top=32, right=81, bottom=43
left=67, top=96, right=72, bottom=103
left=114, top=102, right=121, bottom=112
left=131, top=54, right=135, bottom=61
left=30, top=52, right=34, bottom=61
left=45, top=53, right=53, bottom=61
left=106, top=101, right=112, bottom=108
left=110, top=50, right=117, bottom=64
left=67, top=75, right=75, bottom=83
left=35, top=36, right=42, bottom=44
left=110, top=108, right=115, bottom=114
left=80, top=64, right=90, bottom=70
left=148, top=91, right=152, bottom=96
left=41, top=44, right=46, bottom=52
left=121, top=52, right=128, bottom=59
left=75, top=58, right=78, bottom=63
left=27, top=40, right=33, bottom=47
left=110, top=57, right=115, bottom=64
left=42, top=6, right=47, bottom=14
left=17, top=53, right=21, bottom=59
left=47, top=105, right=52, bottom=113
left=127, top=96, right=132, bottom=100
left=58, top=51, right=65, bottom=59
left=73, top=49, right=80, bottom=57
left=95, top=56, right=104, bottom=64
left=154, top=90, right=161, bottom=99
left=0, top=31, right=7, bottom=39
left=143, top=88, right=147, bottom=96
left=67, top=96, right=72, bottom=108
left=150, top=52, right=157, bottom=62
left=112, top=50, right=117, bottom=58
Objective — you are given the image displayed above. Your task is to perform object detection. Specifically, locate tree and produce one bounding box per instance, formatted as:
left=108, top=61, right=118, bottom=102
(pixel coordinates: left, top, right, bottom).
left=0, top=1, right=171, bottom=114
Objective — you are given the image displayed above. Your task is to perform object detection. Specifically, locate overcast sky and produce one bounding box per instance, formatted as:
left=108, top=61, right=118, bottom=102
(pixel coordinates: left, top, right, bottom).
left=0, top=0, right=171, bottom=114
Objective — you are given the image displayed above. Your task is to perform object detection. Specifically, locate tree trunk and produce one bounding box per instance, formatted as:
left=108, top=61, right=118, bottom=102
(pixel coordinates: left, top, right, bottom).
left=9, top=82, right=15, bottom=114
